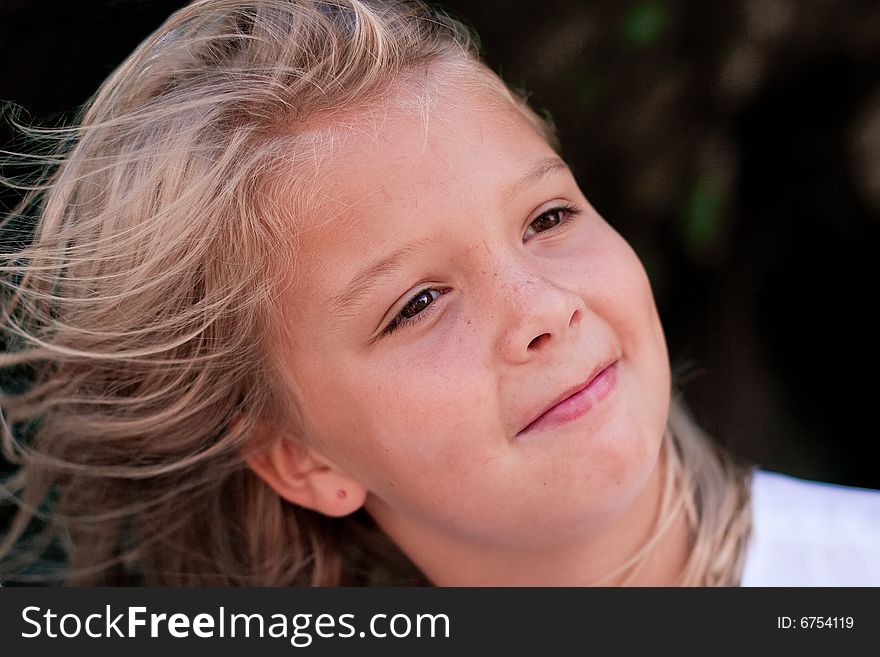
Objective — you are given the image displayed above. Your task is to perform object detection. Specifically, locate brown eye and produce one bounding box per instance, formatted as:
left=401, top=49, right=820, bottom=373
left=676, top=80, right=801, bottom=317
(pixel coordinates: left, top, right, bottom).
left=383, top=287, right=445, bottom=336
left=523, top=203, right=581, bottom=241
left=529, top=209, right=563, bottom=233
left=401, top=289, right=437, bottom=319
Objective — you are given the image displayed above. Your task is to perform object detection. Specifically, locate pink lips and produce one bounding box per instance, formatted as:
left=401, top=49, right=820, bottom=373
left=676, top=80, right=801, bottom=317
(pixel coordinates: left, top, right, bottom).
left=518, top=361, right=618, bottom=436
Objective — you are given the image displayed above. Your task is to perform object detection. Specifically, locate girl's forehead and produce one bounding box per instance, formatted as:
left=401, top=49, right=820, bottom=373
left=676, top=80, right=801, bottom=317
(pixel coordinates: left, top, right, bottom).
left=281, top=90, right=562, bottom=296
left=294, top=84, right=552, bottom=217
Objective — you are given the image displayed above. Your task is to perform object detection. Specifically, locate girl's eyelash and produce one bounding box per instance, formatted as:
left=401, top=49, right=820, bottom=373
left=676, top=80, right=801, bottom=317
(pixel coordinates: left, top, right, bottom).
left=382, top=287, right=447, bottom=337
left=380, top=202, right=582, bottom=338
left=523, top=202, right=583, bottom=240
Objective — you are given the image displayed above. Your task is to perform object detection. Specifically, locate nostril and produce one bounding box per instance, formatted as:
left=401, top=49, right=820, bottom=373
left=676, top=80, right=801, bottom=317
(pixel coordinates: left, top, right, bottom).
left=527, top=333, right=551, bottom=350
left=569, top=308, right=582, bottom=328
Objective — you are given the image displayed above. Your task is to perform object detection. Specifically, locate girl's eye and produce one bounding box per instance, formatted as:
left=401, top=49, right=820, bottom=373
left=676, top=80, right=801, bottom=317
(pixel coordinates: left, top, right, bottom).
left=523, top=203, right=582, bottom=241
left=378, top=203, right=581, bottom=339
left=382, top=287, right=446, bottom=337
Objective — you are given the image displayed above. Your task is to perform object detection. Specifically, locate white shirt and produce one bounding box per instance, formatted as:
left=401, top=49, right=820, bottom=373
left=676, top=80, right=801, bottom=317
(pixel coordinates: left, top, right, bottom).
left=739, top=468, right=880, bottom=586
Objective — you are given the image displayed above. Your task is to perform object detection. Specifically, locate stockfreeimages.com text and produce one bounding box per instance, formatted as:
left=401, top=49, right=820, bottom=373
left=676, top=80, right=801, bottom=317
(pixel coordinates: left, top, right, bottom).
left=21, top=605, right=450, bottom=647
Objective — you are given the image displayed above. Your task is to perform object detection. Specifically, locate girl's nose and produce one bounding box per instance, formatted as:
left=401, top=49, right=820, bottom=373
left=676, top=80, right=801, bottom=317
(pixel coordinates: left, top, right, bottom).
left=497, top=272, right=586, bottom=364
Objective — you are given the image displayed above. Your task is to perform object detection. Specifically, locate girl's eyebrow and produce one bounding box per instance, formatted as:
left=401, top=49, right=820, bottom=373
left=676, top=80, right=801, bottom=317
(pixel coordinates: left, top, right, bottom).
left=503, top=156, right=569, bottom=203
left=329, top=235, right=436, bottom=317
left=329, top=156, right=570, bottom=319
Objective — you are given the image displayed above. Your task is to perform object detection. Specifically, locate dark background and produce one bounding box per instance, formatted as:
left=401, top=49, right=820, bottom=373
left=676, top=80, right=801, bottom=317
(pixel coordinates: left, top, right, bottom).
left=1, top=0, right=878, bottom=490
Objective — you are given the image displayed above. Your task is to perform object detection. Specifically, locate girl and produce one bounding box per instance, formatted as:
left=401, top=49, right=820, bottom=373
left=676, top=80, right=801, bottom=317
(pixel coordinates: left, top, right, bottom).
left=0, top=0, right=877, bottom=587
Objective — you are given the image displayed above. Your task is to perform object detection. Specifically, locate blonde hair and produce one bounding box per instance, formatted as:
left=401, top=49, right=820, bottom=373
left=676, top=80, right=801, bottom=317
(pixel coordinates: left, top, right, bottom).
left=0, top=0, right=750, bottom=586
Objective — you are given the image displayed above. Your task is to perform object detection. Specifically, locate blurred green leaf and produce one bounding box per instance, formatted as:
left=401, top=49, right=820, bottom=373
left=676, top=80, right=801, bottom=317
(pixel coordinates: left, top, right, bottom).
left=683, top=175, right=723, bottom=253
left=622, top=0, right=670, bottom=48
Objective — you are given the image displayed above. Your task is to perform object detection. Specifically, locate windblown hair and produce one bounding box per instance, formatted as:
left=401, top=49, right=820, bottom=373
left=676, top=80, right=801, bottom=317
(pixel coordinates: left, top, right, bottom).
left=0, top=0, right=751, bottom=586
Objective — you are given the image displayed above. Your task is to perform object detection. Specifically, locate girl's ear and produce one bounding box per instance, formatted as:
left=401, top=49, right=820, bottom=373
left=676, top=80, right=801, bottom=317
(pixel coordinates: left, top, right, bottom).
left=246, top=436, right=368, bottom=518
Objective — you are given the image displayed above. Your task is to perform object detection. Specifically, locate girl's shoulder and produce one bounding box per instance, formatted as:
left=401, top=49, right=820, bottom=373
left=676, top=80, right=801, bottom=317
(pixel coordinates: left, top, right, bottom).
left=739, top=468, right=880, bottom=586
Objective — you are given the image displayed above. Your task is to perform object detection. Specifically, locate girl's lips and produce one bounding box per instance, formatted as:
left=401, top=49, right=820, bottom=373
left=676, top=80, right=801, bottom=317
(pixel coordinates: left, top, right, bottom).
left=517, top=361, right=618, bottom=436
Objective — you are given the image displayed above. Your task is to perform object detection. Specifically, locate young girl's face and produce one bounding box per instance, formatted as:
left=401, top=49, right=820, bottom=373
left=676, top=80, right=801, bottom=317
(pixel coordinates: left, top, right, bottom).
left=273, top=75, right=671, bottom=555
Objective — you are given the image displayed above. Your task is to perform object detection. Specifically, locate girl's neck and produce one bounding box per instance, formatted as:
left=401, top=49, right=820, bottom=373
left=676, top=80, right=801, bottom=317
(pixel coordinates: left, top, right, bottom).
left=370, top=443, right=693, bottom=586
